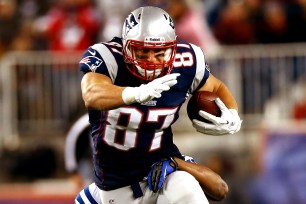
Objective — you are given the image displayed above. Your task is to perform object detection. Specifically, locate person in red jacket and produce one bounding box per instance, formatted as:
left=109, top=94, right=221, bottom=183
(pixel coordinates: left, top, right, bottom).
left=34, top=0, right=102, bottom=51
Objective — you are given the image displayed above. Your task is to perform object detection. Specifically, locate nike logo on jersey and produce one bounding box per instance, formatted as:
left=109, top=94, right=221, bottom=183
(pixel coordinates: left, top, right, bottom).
left=88, top=48, right=96, bottom=56
left=140, top=100, right=157, bottom=106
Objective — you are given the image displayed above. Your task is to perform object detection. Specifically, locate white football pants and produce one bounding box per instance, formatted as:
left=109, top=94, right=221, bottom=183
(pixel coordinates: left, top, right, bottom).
left=76, top=171, right=209, bottom=204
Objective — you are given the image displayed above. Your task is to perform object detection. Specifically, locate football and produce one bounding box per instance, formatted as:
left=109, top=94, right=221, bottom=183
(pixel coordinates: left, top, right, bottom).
left=187, top=91, right=221, bottom=122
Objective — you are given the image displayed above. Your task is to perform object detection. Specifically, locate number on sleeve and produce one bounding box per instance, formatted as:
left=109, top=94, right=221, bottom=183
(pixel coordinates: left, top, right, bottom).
left=173, top=52, right=194, bottom=68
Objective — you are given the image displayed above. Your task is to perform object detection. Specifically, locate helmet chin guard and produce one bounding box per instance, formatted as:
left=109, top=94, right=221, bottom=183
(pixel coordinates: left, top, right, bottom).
left=122, top=6, right=177, bottom=81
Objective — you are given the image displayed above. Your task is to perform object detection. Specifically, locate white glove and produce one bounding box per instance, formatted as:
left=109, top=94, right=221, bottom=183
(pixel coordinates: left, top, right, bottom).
left=192, top=98, right=242, bottom=135
left=122, top=73, right=180, bottom=104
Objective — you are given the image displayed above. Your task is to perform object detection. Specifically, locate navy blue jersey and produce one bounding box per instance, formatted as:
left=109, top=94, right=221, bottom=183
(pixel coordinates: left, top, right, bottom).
left=79, top=37, right=210, bottom=191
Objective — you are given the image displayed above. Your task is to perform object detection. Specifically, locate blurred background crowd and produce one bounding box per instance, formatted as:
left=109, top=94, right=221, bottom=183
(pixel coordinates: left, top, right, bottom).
left=1, top=0, right=306, bottom=204
left=2, top=0, right=306, bottom=55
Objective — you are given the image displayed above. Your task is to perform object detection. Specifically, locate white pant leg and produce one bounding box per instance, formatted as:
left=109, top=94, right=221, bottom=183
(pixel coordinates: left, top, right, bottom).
left=157, top=171, right=209, bottom=204
left=75, top=183, right=102, bottom=204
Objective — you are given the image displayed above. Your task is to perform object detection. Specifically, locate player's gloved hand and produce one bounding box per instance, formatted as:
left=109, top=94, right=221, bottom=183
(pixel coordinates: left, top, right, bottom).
left=122, top=73, right=180, bottom=104
left=192, top=98, right=242, bottom=135
left=147, top=157, right=178, bottom=193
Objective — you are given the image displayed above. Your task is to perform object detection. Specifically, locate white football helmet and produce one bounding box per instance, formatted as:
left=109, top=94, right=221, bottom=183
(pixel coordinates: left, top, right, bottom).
left=122, top=6, right=177, bottom=81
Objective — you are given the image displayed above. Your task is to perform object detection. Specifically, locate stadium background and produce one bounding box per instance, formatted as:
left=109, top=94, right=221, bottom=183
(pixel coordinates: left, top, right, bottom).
left=1, top=0, right=306, bottom=203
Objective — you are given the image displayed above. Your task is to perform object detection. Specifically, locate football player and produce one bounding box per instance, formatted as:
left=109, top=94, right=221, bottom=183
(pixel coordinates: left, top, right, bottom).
left=79, top=6, right=242, bottom=204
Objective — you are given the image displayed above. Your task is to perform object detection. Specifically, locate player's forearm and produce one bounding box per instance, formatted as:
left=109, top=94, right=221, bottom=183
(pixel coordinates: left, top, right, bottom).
left=81, top=72, right=126, bottom=110
left=83, top=84, right=126, bottom=110
left=174, top=157, right=228, bottom=201
left=215, top=82, right=238, bottom=111
left=199, top=74, right=238, bottom=111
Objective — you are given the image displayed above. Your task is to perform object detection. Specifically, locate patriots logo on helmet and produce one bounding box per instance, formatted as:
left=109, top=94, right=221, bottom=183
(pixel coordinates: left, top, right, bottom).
left=163, top=14, right=175, bottom=29
left=169, top=16, right=175, bottom=29
left=80, top=56, right=103, bottom=72
left=125, top=13, right=138, bottom=34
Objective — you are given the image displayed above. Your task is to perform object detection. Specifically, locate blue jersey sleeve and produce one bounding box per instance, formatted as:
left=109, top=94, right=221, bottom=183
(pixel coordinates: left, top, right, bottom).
left=174, top=41, right=210, bottom=95
left=79, top=45, right=109, bottom=75
left=79, top=38, right=125, bottom=83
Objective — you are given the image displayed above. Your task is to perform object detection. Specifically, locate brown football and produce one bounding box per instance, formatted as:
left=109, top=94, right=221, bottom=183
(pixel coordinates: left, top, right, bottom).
left=187, top=91, right=221, bottom=123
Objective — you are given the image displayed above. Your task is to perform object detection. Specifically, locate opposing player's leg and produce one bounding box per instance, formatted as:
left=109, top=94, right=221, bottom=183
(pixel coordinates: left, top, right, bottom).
left=157, top=171, right=209, bottom=204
